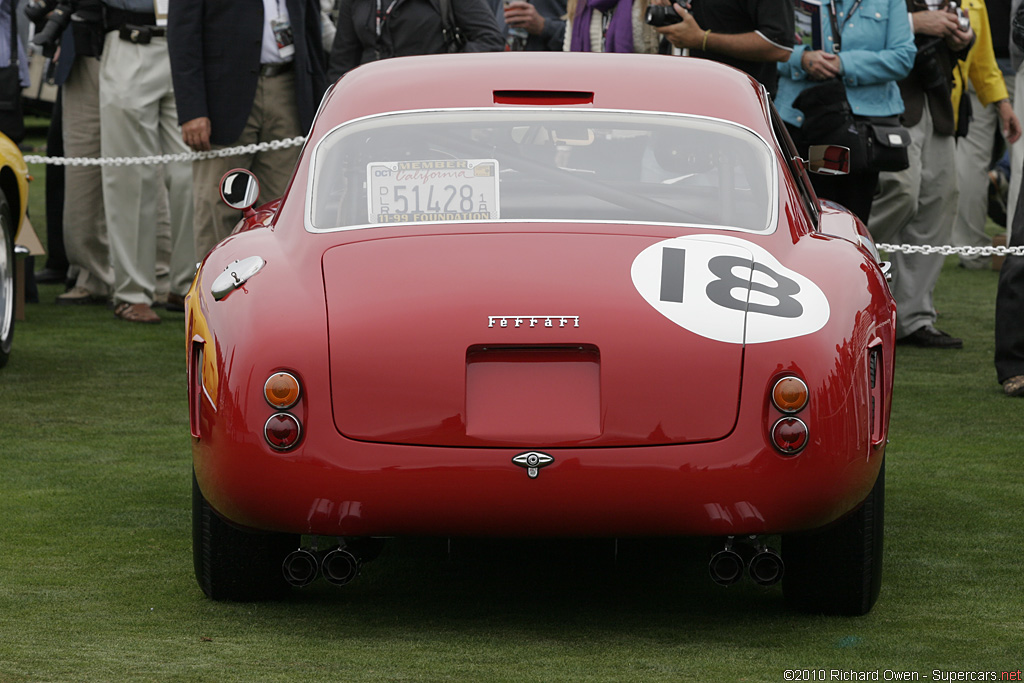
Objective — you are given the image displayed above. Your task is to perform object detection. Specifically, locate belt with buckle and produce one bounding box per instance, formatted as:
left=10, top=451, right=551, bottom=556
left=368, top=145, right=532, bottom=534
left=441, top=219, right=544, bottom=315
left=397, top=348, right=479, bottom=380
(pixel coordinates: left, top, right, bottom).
left=118, top=24, right=166, bottom=44
left=260, top=62, right=294, bottom=78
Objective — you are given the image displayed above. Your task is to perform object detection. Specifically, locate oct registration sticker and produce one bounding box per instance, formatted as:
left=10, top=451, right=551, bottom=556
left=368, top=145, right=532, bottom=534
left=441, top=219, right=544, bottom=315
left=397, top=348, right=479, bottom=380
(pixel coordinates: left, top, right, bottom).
left=367, top=159, right=499, bottom=223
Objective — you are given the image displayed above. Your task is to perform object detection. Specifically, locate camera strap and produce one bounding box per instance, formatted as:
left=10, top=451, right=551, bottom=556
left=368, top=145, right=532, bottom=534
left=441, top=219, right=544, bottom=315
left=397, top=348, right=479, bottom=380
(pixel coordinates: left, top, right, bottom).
left=826, top=0, right=864, bottom=52
left=375, top=0, right=400, bottom=38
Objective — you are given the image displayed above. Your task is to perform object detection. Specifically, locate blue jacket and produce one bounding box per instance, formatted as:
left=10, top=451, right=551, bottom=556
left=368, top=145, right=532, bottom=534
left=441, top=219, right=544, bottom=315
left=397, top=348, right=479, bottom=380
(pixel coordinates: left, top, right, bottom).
left=776, top=0, right=916, bottom=126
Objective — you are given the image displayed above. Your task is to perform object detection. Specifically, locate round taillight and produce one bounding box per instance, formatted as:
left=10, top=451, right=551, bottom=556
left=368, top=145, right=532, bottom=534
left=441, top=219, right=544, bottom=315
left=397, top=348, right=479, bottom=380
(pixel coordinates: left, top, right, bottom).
left=265, top=413, right=302, bottom=450
left=771, top=417, right=808, bottom=455
left=265, top=372, right=301, bottom=409
left=772, top=376, right=808, bottom=413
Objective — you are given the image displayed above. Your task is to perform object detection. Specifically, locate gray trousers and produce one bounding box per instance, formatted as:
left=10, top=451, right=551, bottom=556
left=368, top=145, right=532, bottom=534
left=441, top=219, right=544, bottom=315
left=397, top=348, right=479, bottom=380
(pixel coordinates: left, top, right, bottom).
left=951, top=81, right=1010, bottom=268
left=868, top=104, right=959, bottom=339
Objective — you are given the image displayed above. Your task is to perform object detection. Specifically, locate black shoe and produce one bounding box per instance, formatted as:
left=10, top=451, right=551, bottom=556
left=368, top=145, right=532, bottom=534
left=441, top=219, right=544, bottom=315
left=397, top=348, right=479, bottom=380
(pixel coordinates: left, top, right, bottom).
left=897, top=325, right=963, bottom=349
left=34, top=267, right=68, bottom=284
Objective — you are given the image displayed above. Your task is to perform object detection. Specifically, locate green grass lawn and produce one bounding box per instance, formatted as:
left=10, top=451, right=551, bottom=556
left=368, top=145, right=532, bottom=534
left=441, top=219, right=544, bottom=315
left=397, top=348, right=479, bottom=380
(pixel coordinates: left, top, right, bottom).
left=2, top=129, right=1022, bottom=681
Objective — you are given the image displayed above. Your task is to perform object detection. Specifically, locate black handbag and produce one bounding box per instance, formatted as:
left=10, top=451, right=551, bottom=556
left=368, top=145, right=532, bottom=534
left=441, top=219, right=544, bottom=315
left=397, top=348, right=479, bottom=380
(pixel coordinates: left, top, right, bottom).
left=856, top=115, right=911, bottom=173
left=0, top=0, right=25, bottom=143
left=793, top=77, right=868, bottom=171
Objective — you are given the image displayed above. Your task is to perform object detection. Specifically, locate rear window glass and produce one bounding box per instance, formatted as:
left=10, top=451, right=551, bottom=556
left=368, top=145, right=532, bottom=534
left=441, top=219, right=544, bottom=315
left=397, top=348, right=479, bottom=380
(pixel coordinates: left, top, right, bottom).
left=307, top=109, right=776, bottom=233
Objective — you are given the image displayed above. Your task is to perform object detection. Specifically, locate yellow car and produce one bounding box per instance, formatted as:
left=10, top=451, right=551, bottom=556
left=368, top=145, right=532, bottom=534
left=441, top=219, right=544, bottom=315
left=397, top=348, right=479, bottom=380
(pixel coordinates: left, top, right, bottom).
left=0, top=132, right=32, bottom=368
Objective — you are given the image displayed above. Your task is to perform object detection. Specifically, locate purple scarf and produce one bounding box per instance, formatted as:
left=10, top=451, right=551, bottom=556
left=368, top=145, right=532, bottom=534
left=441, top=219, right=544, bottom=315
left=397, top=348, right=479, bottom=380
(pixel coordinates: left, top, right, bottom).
left=570, top=0, right=634, bottom=53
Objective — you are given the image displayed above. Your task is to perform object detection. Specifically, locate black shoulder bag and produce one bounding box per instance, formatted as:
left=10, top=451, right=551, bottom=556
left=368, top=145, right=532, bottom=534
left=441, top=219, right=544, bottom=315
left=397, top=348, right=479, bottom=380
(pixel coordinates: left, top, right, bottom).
left=0, top=0, right=26, bottom=144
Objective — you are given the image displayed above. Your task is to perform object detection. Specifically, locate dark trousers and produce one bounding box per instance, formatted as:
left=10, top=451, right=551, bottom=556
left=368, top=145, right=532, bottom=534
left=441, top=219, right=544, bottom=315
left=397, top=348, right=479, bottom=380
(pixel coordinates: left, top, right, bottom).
left=995, top=189, right=1024, bottom=383
left=44, top=89, right=68, bottom=275
left=784, top=121, right=879, bottom=226
left=809, top=168, right=880, bottom=227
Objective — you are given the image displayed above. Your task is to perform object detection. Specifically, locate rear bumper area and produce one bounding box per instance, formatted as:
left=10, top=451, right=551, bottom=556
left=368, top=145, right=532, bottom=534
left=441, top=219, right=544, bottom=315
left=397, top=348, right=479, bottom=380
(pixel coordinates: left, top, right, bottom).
left=195, top=432, right=882, bottom=539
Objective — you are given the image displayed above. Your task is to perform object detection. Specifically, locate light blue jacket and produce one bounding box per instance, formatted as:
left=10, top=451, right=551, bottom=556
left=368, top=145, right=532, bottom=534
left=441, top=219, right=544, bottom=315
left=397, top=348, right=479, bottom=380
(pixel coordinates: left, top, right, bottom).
left=776, top=0, right=916, bottom=126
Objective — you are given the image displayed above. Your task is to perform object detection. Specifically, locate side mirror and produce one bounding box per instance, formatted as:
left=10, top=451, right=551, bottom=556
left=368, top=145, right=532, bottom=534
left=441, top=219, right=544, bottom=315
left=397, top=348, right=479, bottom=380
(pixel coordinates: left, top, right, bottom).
left=219, top=169, right=260, bottom=213
left=807, top=145, right=850, bottom=176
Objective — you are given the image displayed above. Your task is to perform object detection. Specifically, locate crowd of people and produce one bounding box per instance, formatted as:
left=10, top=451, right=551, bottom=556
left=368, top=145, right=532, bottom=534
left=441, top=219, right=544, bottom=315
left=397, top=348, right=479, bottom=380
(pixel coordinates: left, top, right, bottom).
left=4, top=0, right=1023, bottom=394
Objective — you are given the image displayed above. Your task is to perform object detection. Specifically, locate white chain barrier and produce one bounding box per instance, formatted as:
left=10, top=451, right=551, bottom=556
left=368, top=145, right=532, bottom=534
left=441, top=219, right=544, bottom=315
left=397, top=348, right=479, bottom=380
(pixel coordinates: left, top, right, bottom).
left=877, top=243, right=1024, bottom=256
left=22, top=136, right=307, bottom=167
left=21, top=139, right=1024, bottom=257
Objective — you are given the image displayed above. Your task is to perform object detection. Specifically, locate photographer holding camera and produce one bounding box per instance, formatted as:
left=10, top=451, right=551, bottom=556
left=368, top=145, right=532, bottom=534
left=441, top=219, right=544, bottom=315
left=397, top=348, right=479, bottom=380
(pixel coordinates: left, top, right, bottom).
left=647, top=0, right=795, bottom=97
left=866, top=0, right=976, bottom=348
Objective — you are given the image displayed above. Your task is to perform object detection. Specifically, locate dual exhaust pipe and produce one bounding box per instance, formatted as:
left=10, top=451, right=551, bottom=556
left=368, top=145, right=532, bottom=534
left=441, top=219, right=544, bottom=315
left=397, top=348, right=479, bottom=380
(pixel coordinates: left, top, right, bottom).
left=287, top=537, right=782, bottom=588
left=282, top=545, right=362, bottom=587
left=708, top=536, right=784, bottom=587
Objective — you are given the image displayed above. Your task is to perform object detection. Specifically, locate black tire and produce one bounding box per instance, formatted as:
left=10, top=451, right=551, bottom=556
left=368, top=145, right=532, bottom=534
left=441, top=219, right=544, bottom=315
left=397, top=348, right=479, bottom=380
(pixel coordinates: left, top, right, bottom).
left=192, top=469, right=299, bottom=601
left=0, top=190, right=15, bottom=369
left=782, top=459, right=885, bottom=616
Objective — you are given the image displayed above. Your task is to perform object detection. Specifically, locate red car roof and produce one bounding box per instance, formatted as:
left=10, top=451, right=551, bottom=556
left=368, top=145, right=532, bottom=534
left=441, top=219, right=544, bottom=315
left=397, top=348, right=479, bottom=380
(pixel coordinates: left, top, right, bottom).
left=312, top=52, right=773, bottom=140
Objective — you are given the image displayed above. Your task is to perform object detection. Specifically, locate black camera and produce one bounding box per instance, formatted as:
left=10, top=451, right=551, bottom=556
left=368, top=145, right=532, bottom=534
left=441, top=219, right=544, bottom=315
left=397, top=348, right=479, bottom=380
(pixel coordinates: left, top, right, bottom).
left=30, top=2, right=73, bottom=57
left=644, top=4, right=682, bottom=26
left=23, top=0, right=58, bottom=30
left=26, top=0, right=104, bottom=59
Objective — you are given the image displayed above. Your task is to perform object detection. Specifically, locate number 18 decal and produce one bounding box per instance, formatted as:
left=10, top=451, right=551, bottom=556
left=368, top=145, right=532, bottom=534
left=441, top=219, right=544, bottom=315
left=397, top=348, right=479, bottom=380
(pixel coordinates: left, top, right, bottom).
left=631, top=235, right=829, bottom=344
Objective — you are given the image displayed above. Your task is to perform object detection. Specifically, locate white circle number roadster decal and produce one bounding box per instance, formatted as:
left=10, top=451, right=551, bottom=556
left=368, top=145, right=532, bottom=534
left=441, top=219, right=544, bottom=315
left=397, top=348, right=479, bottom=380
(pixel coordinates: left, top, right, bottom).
left=631, top=235, right=830, bottom=344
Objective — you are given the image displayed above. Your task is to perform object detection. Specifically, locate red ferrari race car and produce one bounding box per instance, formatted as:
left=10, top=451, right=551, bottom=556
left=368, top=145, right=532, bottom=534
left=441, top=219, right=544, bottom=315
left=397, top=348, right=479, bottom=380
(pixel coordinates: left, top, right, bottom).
left=187, top=52, right=895, bottom=615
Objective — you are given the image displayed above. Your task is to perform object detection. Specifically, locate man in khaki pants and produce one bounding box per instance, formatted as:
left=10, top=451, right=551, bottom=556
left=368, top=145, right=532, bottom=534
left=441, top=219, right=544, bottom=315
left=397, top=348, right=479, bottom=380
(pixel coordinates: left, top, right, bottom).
left=168, top=0, right=327, bottom=261
left=100, top=1, right=195, bottom=324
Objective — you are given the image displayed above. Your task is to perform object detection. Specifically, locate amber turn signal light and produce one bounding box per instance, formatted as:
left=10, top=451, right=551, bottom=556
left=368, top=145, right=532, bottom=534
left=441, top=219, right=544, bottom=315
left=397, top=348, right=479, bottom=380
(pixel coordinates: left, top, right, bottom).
left=772, top=376, right=808, bottom=414
left=265, top=372, right=301, bottom=409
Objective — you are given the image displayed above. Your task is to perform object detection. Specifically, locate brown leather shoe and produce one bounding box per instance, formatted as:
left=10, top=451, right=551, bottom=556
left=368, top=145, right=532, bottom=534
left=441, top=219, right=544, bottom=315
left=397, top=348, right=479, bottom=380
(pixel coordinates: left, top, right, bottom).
left=113, top=302, right=161, bottom=324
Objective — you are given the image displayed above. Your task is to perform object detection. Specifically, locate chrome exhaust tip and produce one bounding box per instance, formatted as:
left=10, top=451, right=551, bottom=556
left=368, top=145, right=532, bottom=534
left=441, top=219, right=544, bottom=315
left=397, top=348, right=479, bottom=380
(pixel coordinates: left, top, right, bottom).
left=321, top=547, right=360, bottom=586
left=282, top=548, right=320, bottom=587
left=748, top=547, right=784, bottom=586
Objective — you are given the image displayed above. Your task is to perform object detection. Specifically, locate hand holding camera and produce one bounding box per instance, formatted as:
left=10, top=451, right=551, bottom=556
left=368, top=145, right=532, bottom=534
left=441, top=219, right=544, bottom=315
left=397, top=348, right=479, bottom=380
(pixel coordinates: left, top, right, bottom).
left=645, top=0, right=690, bottom=27
left=24, top=0, right=105, bottom=60
left=944, top=1, right=973, bottom=50
left=947, top=1, right=969, bottom=32
left=646, top=0, right=707, bottom=52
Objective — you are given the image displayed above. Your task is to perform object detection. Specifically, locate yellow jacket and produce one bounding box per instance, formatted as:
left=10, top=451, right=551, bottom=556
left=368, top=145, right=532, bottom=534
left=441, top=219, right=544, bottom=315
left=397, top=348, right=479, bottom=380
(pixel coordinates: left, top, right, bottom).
left=952, top=0, right=1010, bottom=127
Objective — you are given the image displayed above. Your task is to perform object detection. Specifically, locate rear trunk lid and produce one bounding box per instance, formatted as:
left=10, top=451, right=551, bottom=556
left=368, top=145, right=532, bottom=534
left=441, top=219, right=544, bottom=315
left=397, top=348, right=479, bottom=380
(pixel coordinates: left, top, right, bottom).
left=323, top=230, right=749, bottom=447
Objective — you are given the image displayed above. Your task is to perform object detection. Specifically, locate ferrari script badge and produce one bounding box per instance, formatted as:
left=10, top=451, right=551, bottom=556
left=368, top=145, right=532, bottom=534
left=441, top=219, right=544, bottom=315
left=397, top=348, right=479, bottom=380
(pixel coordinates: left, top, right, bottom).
left=512, top=451, right=554, bottom=479
left=488, top=315, right=580, bottom=328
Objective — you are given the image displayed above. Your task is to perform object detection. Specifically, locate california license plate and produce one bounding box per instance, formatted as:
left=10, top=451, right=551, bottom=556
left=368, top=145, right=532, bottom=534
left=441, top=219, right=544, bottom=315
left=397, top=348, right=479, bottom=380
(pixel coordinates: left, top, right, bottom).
left=367, top=159, right=500, bottom=224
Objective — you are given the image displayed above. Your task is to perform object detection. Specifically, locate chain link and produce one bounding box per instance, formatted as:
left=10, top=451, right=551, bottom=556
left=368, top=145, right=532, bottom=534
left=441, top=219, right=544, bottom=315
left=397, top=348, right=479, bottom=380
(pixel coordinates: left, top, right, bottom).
left=22, top=136, right=307, bottom=167
left=876, top=243, right=1024, bottom=256
left=20, top=140, right=1024, bottom=258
